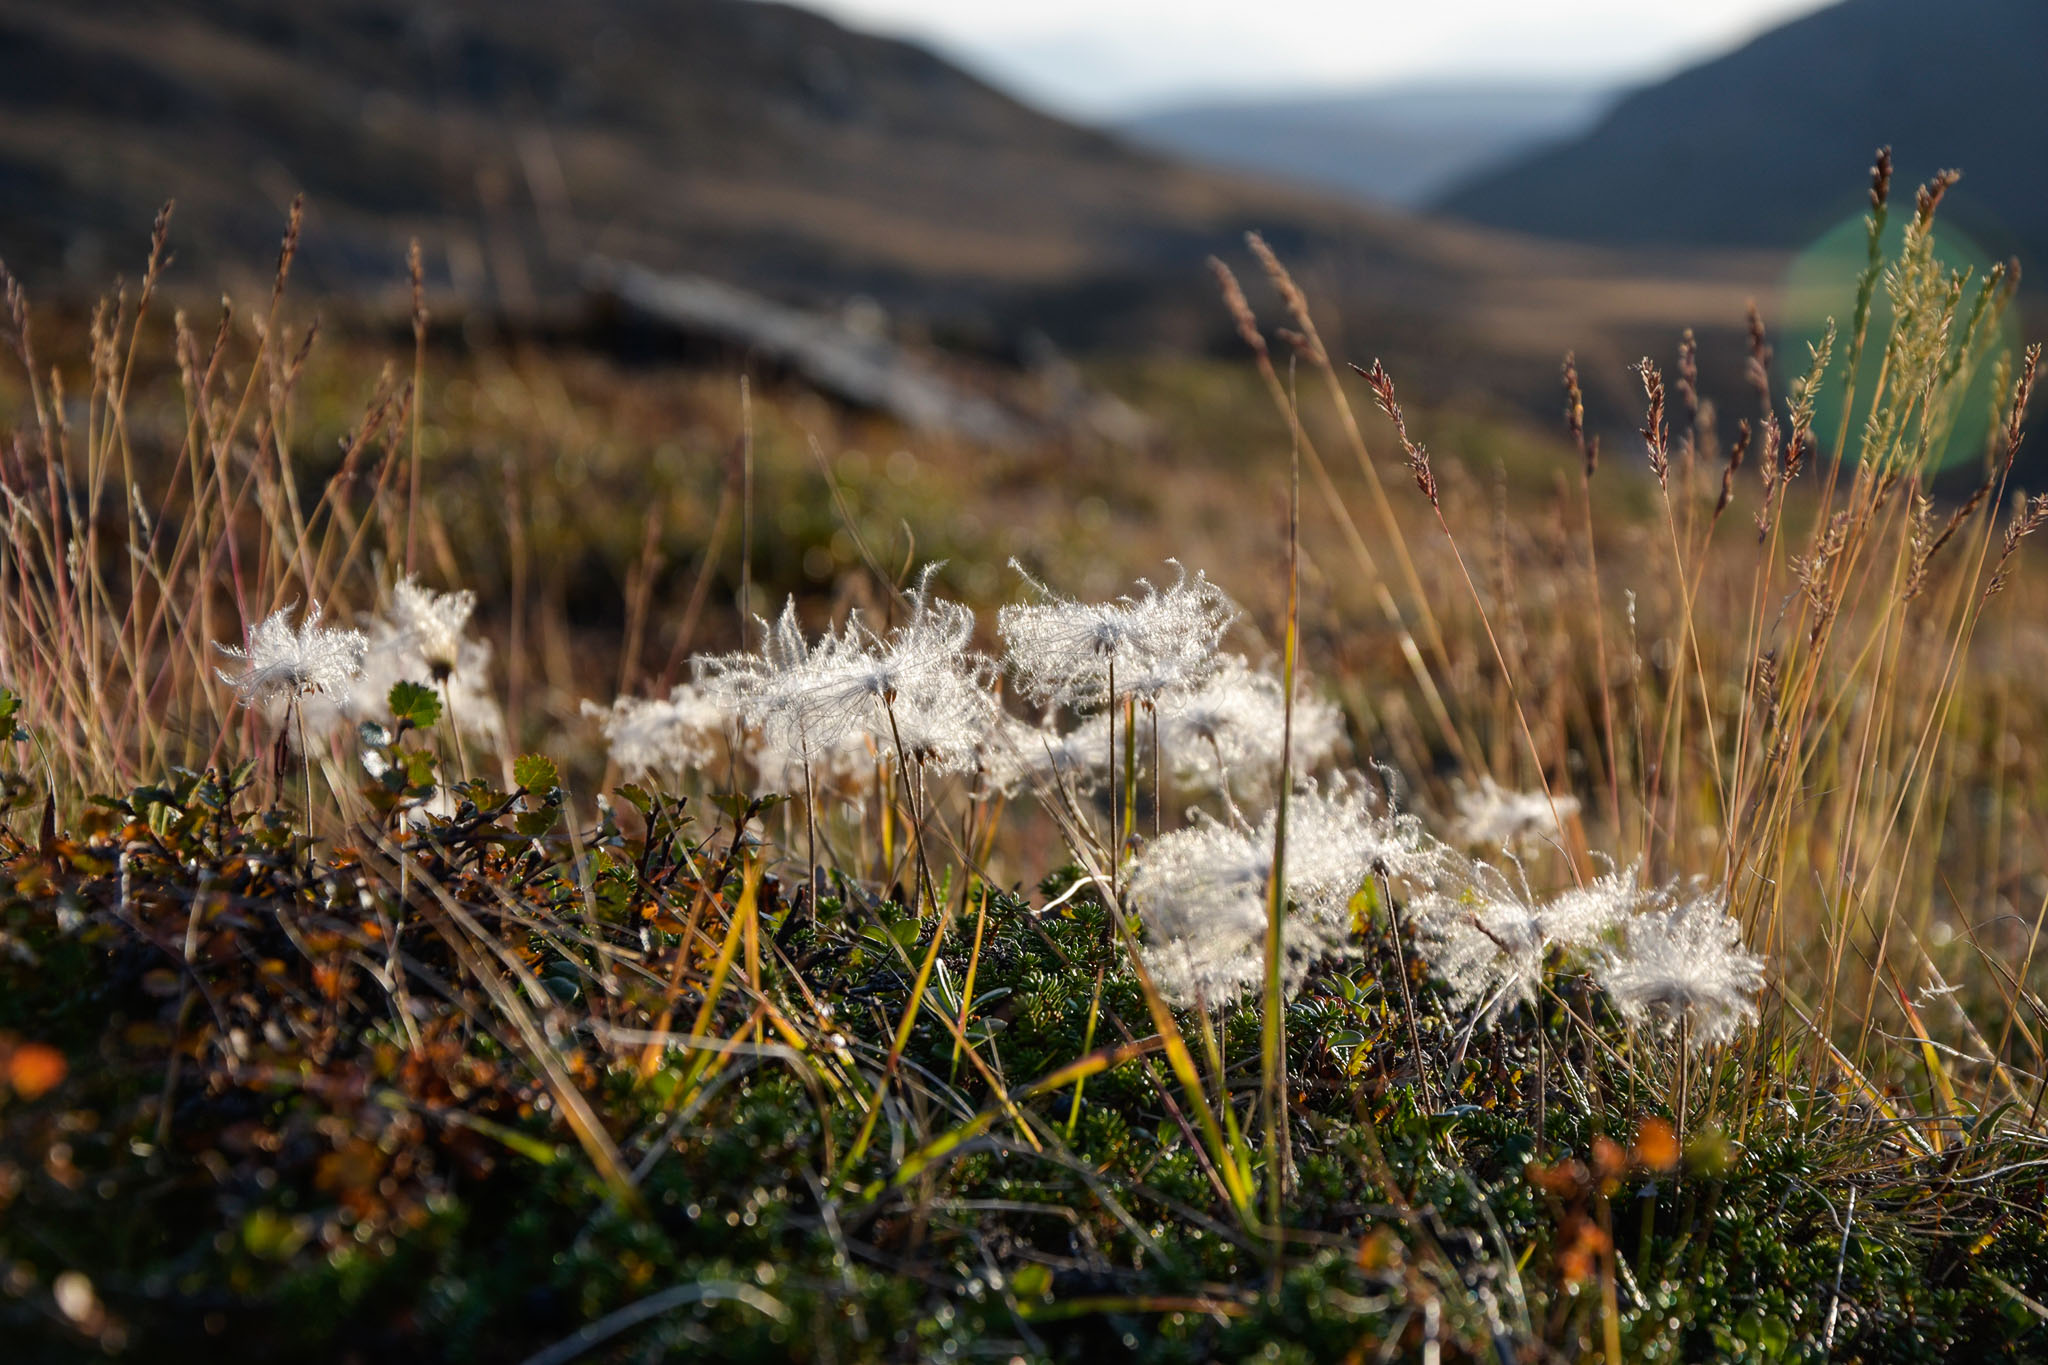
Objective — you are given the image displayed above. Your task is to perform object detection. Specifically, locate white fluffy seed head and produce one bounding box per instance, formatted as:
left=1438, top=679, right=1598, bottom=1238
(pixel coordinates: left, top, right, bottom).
left=1128, top=780, right=1440, bottom=1006
left=696, top=568, right=997, bottom=774
left=215, top=601, right=367, bottom=709
left=1413, top=860, right=1648, bottom=1023
left=1128, top=819, right=1326, bottom=1006
left=1452, top=776, right=1581, bottom=849
left=1158, top=655, right=1345, bottom=798
left=977, top=711, right=1109, bottom=799
left=998, top=561, right=1237, bottom=710
left=341, top=579, right=504, bottom=745
left=1598, top=894, right=1765, bottom=1048
left=582, top=683, right=729, bottom=781
left=385, top=575, right=476, bottom=679
left=1275, top=781, right=1443, bottom=921
left=747, top=724, right=877, bottom=802
left=696, top=597, right=822, bottom=756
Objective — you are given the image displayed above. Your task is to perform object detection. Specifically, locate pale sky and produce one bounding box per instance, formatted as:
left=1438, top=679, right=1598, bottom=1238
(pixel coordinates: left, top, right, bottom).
left=799, top=0, right=1840, bottom=117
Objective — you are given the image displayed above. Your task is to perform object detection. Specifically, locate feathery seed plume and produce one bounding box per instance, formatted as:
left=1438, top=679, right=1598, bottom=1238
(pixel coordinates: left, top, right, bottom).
left=1159, top=655, right=1343, bottom=798
left=215, top=601, right=367, bottom=710
left=344, top=577, right=504, bottom=744
left=700, top=567, right=996, bottom=773
left=1452, top=776, right=1582, bottom=849
left=1599, top=895, right=1765, bottom=1048
left=1129, top=780, right=1439, bottom=1006
left=998, top=561, right=1236, bottom=710
left=582, top=684, right=728, bottom=782
left=1414, top=861, right=1644, bottom=1023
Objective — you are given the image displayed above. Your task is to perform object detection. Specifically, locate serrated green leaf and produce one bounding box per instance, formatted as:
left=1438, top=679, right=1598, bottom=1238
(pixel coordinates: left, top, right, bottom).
left=513, top=807, right=561, bottom=838
left=399, top=749, right=438, bottom=790
left=513, top=754, right=559, bottom=794
left=617, top=783, right=654, bottom=816
left=454, top=779, right=509, bottom=811
left=710, top=791, right=786, bottom=823
left=387, top=680, right=442, bottom=731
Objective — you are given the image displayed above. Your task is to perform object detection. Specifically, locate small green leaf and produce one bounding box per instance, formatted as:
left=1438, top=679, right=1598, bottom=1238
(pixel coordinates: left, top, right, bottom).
left=513, top=754, right=559, bottom=794
left=387, top=680, right=442, bottom=731
left=616, top=783, right=654, bottom=816
left=454, top=779, right=509, bottom=811
left=398, top=749, right=438, bottom=790
left=710, top=791, right=786, bottom=823
left=514, top=806, right=562, bottom=838
left=0, top=687, right=24, bottom=742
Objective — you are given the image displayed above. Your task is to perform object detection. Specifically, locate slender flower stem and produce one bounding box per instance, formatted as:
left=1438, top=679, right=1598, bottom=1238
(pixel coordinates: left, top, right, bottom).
left=1261, top=426, right=1300, bottom=1253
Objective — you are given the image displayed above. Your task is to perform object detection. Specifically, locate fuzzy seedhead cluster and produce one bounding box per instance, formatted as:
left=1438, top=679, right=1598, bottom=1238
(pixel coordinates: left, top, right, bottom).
left=1130, top=784, right=1436, bottom=1005
left=996, top=560, right=1237, bottom=708
left=701, top=565, right=1762, bottom=1051
left=214, top=579, right=506, bottom=753
left=216, top=558, right=1769, bottom=1059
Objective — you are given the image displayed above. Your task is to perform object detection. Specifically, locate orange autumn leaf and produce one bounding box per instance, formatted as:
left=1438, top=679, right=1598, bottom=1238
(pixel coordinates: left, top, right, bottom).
left=8, top=1043, right=67, bottom=1100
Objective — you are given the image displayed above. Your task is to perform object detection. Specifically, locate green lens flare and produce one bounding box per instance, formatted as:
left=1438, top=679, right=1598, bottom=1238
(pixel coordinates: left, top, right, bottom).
left=1779, top=212, right=2017, bottom=479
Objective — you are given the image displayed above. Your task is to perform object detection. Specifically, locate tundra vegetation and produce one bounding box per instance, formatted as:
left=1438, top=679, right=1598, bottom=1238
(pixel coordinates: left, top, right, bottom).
left=4, top=159, right=2048, bottom=1361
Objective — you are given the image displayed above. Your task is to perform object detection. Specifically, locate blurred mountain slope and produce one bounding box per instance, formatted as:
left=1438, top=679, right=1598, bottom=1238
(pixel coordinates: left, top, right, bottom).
left=1119, top=83, right=1613, bottom=209
left=0, top=0, right=1448, bottom=341
left=1435, top=0, right=2048, bottom=268
left=0, top=0, right=1778, bottom=420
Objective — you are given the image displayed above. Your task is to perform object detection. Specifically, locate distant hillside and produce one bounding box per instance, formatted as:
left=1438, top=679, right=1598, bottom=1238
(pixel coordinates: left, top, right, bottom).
left=1118, top=83, right=1613, bottom=209
left=0, top=0, right=1489, bottom=352
left=0, top=0, right=1788, bottom=423
left=1435, top=0, right=2048, bottom=267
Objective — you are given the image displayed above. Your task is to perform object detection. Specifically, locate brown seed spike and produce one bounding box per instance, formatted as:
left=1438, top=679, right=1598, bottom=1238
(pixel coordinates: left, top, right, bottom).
left=1870, top=146, right=1893, bottom=211
left=408, top=238, right=428, bottom=345
left=1563, top=352, right=1596, bottom=479
left=1207, top=256, right=1269, bottom=358
left=273, top=193, right=305, bottom=301
left=1562, top=352, right=1584, bottom=446
left=1745, top=302, right=1774, bottom=414
left=1350, top=359, right=1437, bottom=508
left=1716, top=419, right=1752, bottom=519
left=1636, top=359, right=1669, bottom=488
left=1914, top=170, right=1962, bottom=229
left=2002, top=343, right=2041, bottom=471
